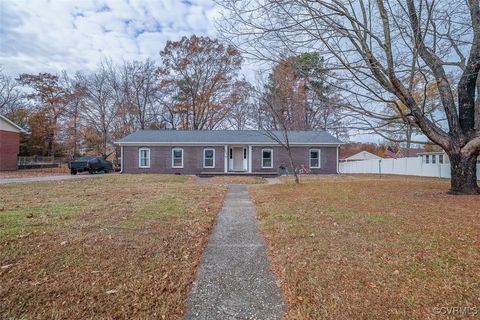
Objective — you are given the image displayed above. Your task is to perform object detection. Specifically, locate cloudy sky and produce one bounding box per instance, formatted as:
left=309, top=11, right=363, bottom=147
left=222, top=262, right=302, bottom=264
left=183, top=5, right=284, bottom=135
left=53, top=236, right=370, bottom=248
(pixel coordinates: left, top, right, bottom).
left=0, top=0, right=220, bottom=77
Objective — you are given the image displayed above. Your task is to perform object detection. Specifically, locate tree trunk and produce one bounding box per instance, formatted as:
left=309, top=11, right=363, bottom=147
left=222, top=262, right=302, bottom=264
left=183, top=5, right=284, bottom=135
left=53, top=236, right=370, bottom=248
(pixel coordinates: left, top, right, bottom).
left=286, top=146, right=300, bottom=184
left=449, top=153, right=479, bottom=194
left=48, top=132, right=55, bottom=156
left=73, top=111, right=78, bottom=159
left=405, top=124, right=412, bottom=151
left=103, top=130, right=108, bottom=159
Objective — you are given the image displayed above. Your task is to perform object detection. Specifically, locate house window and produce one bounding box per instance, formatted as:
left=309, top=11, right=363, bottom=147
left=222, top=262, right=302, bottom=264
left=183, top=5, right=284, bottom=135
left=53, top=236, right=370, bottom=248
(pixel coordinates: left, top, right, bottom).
left=139, top=148, right=150, bottom=168
left=310, top=149, right=320, bottom=168
left=439, top=154, right=444, bottom=164
left=243, top=148, right=247, bottom=159
left=229, top=148, right=233, bottom=159
left=432, top=155, right=436, bottom=164
left=262, top=149, right=273, bottom=168
left=426, top=155, right=430, bottom=164
left=172, top=148, right=183, bottom=168
left=203, top=148, right=215, bottom=168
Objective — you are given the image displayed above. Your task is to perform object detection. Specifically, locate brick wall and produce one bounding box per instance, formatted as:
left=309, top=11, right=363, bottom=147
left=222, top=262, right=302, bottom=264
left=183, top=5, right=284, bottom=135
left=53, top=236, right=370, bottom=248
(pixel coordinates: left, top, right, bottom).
left=123, top=145, right=338, bottom=175
left=252, top=146, right=338, bottom=174
left=0, top=130, right=20, bottom=171
left=123, top=146, right=226, bottom=174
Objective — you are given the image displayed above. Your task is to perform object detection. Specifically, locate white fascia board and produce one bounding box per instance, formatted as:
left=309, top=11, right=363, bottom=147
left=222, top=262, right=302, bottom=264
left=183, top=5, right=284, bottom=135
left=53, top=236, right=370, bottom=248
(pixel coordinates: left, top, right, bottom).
left=0, top=115, right=27, bottom=133
left=115, top=141, right=343, bottom=147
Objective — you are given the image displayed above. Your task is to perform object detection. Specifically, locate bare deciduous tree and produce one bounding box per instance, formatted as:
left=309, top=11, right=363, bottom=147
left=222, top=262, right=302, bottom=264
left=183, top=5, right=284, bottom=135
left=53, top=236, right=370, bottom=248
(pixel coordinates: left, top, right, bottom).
left=122, top=59, right=162, bottom=130
left=225, top=79, right=254, bottom=130
left=0, top=68, right=23, bottom=118
left=61, top=71, right=86, bottom=159
left=159, top=35, right=244, bottom=130
left=253, top=79, right=301, bottom=183
left=218, top=0, right=480, bottom=194
left=79, top=61, right=122, bottom=157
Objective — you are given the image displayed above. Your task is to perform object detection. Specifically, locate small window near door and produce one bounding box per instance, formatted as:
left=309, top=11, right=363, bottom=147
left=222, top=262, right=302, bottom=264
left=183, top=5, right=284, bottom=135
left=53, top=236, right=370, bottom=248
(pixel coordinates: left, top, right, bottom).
left=243, top=148, right=247, bottom=159
left=439, top=154, right=443, bottom=164
left=432, top=155, right=436, bottom=164
left=310, top=149, right=320, bottom=168
left=172, top=148, right=183, bottom=168
left=203, top=148, right=215, bottom=168
left=139, top=148, right=150, bottom=168
left=426, top=155, right=430, bottom=164
left=262, top=149, right=273, bottom=168
left=229, top=148, right=233, bottom=159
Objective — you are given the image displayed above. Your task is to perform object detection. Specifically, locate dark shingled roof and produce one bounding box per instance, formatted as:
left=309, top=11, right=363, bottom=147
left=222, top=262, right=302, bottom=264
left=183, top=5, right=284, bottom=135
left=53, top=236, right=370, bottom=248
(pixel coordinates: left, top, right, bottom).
left=116, top=130, right=343, bottom=145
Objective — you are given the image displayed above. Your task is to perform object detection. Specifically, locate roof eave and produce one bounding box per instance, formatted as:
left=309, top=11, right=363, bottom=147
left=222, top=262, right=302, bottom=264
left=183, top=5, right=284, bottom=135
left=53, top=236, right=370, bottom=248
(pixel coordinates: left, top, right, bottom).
left=115, top=141, right=343, bottom=146
left=0, top=115, right=27, bottom=133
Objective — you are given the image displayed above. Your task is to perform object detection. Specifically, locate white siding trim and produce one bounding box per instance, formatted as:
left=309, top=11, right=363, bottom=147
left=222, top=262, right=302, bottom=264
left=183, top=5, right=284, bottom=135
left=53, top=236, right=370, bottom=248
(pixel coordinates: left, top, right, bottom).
left=336, top=145, right=339, bottom=173
left=224, top=145, right=228, bottom=173
left=248, top=145, right=252, bottom=173
left=120, top=146, right=124, bottom=173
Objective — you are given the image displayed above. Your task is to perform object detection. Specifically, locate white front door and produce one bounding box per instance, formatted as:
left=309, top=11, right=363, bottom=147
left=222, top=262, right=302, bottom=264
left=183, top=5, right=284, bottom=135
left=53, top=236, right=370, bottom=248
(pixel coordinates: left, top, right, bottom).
left=233, top=147, right=243, bottom=171
left=229, top=147, right=247, bottom=171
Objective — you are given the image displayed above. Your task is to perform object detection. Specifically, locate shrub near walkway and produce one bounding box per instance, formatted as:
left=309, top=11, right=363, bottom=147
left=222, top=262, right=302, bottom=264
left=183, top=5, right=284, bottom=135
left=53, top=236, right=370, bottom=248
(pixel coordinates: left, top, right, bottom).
left=250, top=175, right=480, bottom=320
left=0, top=175, right=226, bottom=319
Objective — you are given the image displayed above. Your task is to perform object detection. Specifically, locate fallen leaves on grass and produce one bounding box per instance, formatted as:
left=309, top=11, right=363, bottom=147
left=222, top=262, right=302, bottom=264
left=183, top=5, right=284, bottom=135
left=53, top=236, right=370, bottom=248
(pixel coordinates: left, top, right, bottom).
left=251, top=175, right=480, bottom=320
left=0, top=174, right=226, bottom=319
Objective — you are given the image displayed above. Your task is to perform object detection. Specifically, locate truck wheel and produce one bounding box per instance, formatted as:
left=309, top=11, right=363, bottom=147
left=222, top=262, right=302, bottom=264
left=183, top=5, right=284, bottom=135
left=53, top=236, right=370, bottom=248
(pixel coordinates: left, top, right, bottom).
left=88, top=169, right=94, bottom=174
left=104, top=169, right=108, bottom=174
left=70, top=169, right=77, bottom=175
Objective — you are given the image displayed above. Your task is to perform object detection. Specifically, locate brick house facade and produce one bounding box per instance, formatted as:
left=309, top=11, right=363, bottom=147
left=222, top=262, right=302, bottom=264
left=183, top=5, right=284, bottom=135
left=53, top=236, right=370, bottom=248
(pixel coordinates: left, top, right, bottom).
left=117, top=130, right=342, bottom=175
left=0, top=115, right=26, bottom=171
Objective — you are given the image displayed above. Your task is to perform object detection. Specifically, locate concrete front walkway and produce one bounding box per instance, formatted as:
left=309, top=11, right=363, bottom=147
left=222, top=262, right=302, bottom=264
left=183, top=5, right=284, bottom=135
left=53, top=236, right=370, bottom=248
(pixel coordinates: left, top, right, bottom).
left=185, top=185, right=284, bottom=320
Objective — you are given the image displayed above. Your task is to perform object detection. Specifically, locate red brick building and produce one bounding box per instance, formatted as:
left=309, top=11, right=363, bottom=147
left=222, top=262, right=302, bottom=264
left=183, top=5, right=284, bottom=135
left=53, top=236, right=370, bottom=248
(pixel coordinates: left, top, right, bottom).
left=116, top=130, right=343, bottom=175
left=0, top=115, right=26, bottom=171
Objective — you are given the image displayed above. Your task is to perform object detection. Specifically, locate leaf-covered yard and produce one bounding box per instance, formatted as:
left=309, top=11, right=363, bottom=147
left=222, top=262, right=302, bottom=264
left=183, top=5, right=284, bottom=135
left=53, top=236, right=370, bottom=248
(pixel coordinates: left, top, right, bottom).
left=0, top=175, right=226, bottom=319
left=250, top=175, right=480, bottom=319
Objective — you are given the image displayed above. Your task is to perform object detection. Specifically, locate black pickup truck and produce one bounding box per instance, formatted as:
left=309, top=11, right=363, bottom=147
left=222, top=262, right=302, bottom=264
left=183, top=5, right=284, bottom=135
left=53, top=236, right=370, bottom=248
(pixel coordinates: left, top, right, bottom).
left=68, top=156, right=114, bottom=175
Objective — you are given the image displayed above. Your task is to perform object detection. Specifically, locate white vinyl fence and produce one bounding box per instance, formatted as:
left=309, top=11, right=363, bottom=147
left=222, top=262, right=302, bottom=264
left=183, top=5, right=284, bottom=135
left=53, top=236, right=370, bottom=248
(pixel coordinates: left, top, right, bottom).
left=339, top=157, right=480, bottom=180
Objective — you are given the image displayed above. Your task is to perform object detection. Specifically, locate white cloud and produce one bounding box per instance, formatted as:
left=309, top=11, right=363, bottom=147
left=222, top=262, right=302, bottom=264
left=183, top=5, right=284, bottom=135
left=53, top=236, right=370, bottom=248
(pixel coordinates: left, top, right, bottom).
left=0, top=0, right=219, bottom=76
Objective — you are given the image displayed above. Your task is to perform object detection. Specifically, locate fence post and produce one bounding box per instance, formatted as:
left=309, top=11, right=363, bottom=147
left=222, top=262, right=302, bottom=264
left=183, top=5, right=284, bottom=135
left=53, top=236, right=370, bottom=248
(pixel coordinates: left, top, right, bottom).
left=378, top=159, right=382, bottom=178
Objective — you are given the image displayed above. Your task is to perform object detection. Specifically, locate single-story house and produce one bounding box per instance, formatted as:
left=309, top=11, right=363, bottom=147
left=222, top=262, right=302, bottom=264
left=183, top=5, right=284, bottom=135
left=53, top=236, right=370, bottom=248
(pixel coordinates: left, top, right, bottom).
left=0, top=115, right=26, bottom=171
left=340, top=150, right=382, bottom=162
left=417, top=151, right=448, bottom=165
left=116, top=130, right=343, bottom=175
left=417, top=151, right=480, bottom=165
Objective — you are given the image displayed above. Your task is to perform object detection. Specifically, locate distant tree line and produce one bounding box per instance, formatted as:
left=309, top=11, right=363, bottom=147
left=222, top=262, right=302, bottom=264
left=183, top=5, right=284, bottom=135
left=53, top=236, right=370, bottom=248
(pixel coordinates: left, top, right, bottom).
left=0, top=35, right=346, bottom=161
